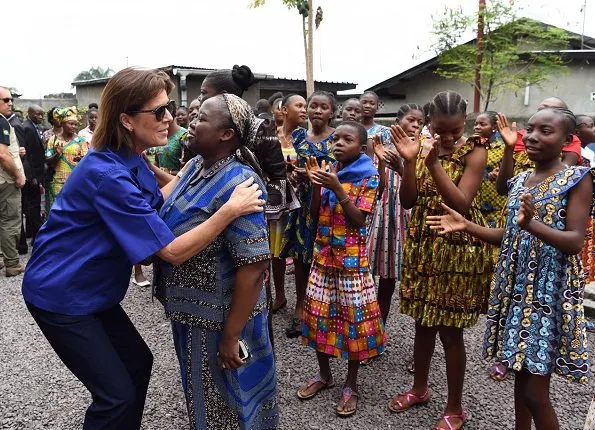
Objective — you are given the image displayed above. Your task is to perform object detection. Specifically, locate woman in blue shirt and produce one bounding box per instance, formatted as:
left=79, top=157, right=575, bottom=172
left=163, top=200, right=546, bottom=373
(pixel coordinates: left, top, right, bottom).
left=21, top=68, right=265, bottom=430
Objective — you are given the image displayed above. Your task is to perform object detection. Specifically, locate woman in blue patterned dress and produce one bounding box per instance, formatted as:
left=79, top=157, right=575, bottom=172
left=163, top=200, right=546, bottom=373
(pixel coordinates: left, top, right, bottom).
left=156, top=94, right=278, bottom=430
left=427, top=108, right=592, bottom=430
left=281, top=92, right=336, bottom=338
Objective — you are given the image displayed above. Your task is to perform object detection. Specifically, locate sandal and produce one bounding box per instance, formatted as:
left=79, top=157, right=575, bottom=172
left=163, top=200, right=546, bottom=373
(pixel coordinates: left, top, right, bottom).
left=272, top=299, right=287, bottom=314
left=388, top=388, right=431, bottom=413
left=296, top=375, right=334, bottom=400
left=489, top=363, right=510, bottom=382
left=434, top=412, right=467, bottom=430
left=336, top=387, right=358, bottom=417
left=285, top=317, right=302, bottom=339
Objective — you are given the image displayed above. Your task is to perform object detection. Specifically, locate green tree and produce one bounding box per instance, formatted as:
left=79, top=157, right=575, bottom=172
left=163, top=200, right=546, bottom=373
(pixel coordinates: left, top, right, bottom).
left=73, top=66, right=114, bottom=82
left=432, top=1, right=570, bottom=111
left=250, top=0, right=323, bottom=96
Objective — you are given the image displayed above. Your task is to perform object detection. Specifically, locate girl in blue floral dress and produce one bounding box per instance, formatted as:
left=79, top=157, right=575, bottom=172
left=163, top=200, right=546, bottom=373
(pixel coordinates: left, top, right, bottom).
left=281, top=92, right=336, bottom=338
left=427, top=108, right=592, bottom=430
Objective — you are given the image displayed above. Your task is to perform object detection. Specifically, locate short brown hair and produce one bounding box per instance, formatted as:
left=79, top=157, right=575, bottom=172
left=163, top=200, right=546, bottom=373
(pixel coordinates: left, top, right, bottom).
left=93, top=68, right=174, bottom=152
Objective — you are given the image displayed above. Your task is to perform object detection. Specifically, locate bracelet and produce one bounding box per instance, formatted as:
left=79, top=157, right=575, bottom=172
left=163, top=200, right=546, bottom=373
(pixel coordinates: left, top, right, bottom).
left=339, top=196, right=350, bottom=205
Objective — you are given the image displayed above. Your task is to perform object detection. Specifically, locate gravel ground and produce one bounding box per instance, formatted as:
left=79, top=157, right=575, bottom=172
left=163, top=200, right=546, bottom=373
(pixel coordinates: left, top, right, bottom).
left=1, top=254, right=593, bottom=430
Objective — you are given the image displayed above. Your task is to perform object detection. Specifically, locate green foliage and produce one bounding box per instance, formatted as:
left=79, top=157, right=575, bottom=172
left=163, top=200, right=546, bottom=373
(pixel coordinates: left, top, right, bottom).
left=73, top=66, right=114, bottom=82
left=432, top=0, right=570, bottom=110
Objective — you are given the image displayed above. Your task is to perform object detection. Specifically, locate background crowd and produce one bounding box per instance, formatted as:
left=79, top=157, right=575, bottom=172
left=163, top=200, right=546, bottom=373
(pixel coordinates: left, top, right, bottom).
left=0, top=61, right=594, bottom=430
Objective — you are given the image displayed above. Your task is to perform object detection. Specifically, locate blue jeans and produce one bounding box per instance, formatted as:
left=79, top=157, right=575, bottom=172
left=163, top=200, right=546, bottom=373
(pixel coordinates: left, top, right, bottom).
left=171, top=321, right=189, bottom=393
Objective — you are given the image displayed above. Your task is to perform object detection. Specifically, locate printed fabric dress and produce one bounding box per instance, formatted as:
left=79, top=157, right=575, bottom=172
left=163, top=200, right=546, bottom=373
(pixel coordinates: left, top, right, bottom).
left=45, top=135, right=89, bottom=212
left=400, top=136, right=492, bottom=328
left=366, top=123, right=407, bottom=280
left=302, top=154, right=386, bottom=360
left=280, top=128, right=335, bottom=263
left=484, top=166, right=592, bottom=384
left=269, top=145, right=298, bottom=258
left=579, top=154, right=595, bottom=282
left=478, top=133, right=507, bottom=228
left=156, top=155, right=278, bottom=430
left=153, top=127, right=187, bottom=174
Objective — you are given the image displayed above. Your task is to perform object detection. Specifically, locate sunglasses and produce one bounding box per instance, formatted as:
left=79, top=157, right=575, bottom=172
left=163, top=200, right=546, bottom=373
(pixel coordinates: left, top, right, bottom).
left=1, top=97, right=13, bottom=103
left=127, top=100, right=175, bottom=121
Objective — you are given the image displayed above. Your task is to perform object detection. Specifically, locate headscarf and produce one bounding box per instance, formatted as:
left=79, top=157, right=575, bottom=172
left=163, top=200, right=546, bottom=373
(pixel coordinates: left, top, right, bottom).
left=54, top=106, right=78, bottom=124
left=220, top=93, right=264, bottom=178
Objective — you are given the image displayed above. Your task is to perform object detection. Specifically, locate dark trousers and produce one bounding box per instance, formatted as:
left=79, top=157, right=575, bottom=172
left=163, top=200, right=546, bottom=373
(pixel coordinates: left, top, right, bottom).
left=18, top=181, right=42, bottom=252
left=26, top=303, right=153, bottom=430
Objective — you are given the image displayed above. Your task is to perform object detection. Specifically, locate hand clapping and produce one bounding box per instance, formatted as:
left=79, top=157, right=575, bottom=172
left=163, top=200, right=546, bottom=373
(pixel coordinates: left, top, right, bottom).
left=516, top=193, right=534, bottom=228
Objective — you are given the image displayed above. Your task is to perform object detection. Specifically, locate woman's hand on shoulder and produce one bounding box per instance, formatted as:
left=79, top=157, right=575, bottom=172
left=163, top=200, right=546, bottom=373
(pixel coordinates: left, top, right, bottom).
left=225, top=177, right=265, bottom=216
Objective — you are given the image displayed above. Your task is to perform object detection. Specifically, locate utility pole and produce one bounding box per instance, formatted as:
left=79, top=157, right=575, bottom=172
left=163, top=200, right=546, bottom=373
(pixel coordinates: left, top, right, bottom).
left=581, top=0, right=587, bottom=50
left=473, top=0, right=486, bottom=113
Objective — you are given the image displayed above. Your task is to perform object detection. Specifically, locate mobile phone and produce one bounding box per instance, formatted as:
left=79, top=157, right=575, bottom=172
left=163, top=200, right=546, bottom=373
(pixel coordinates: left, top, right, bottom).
left=238, top=339, right=251, bottom=361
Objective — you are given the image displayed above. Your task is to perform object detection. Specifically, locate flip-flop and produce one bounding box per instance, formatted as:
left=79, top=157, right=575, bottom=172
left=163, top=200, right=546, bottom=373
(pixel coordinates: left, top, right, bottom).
left=434, top=412, right=467, bottom=430
left=388, top=389, right=431, bottom=413
left=132, top=279, right=151, bottom=287
left=336, top=387, right=358, bottom=417
left=296, top=375, right=334, bottom=400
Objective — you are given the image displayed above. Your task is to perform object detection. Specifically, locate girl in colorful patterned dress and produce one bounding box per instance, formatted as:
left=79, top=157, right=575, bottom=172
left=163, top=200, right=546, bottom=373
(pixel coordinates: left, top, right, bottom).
left=427, top=107, right=592, bottom=430
left=368, top=103, right=423, bottom=326
left=297, top=121, right=385, bottom=417
left=281, top=92, right=336, bottom=338
left=388, top=91, right=491, bottom=430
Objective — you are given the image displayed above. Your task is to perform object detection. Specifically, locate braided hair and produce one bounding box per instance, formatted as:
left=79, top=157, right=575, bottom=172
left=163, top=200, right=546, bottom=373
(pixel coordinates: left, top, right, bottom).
left=541, top=107, right=577, bottom=135
left=428, top=91, right=467, bottom=117
left=480, top=111, right=498, bottom=129
left=396, top=103, right=424, bottom=120
left=360, top=91, right=379, bottom=104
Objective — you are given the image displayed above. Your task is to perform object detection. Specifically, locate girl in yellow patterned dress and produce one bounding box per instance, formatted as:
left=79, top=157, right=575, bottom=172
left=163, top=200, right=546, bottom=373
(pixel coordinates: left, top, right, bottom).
left=387, top=91, right=491, bottom=430
left=45, top=107, right=89, bottom=212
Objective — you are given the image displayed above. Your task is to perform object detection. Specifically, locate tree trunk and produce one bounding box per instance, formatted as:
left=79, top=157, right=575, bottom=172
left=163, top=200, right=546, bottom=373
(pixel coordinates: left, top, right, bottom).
left=473, top=0, right=486, bottom=113
left=306, top=0, right=314, bottom=96
left=483, top=76, right=494, bottom=111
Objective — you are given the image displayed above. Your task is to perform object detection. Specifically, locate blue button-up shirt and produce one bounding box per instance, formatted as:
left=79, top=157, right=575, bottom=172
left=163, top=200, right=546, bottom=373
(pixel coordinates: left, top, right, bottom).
left=22, top=148, right=175, bottom=315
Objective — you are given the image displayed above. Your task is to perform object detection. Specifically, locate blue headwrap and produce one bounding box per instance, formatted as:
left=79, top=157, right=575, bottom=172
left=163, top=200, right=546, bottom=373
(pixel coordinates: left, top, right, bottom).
left=321, top=153, right=378, bottom=210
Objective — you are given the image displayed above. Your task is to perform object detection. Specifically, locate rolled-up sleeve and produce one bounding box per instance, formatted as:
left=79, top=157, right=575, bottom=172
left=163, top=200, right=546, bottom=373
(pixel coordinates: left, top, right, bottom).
left=94, top=169, right=175, bottom=264
left=221, top=172, right=270, bottom=267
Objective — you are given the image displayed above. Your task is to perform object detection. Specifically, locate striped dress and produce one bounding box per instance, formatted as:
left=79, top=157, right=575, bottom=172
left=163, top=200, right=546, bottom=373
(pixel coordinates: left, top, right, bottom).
left=366, top=123, right=407, bottom=280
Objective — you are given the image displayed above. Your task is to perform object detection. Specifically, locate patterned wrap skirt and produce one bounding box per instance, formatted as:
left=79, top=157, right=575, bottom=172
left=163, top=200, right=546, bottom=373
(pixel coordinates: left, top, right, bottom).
left=301, top=264, right=386, bottom=360
left=367, top=167, right=407, bottom=279
left=182, top=313, right=278, bottom=430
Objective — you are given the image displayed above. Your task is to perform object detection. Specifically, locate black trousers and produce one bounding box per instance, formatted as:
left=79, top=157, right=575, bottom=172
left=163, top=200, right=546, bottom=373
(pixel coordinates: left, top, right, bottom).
left=18, top=181, right=42, bottom=252
left=26, top=303, right=153, bottom=430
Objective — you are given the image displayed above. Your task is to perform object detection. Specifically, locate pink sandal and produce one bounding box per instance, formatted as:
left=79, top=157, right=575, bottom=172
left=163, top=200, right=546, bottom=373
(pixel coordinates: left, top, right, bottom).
left=434, top=412, right=467, bottom=430
left=388, top=388, right=431, bottom=413
left=296, top=375, right=334, bottom=400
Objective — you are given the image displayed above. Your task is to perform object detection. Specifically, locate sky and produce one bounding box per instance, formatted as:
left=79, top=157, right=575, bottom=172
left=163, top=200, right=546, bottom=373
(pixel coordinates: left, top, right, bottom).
left=3, top=0, right=594, bottom=98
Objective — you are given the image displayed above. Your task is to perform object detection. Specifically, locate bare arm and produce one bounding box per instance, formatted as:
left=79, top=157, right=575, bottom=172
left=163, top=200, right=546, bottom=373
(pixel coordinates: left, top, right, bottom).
left=496, top=145, right=515, bottom=196
left=0, top=144, right=22, bottom=179
left=496, top=113, right=518, bottom=196
left=310, top=184, right=322, bottom=220
left=399, top=159, right=418, bottom=209
left=218, top=260, right=269, bottom=369
left=332, top=185, right=368, bottom=227
left=426, top=202, right=504, bottom=246
left=427, top=144, right=487, bottom=214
